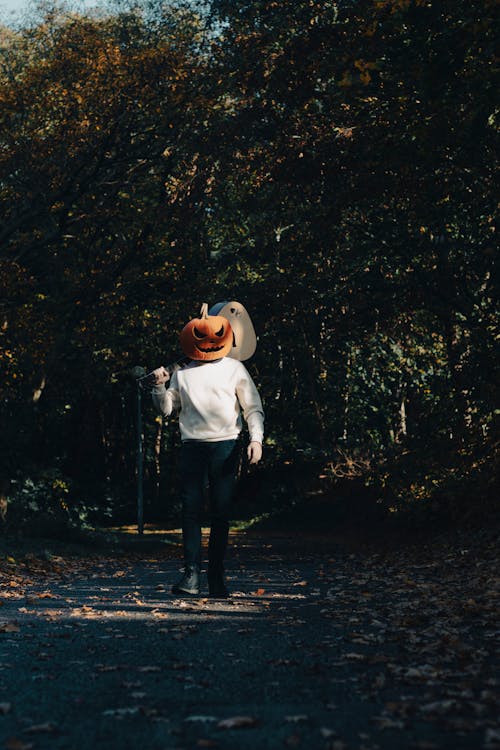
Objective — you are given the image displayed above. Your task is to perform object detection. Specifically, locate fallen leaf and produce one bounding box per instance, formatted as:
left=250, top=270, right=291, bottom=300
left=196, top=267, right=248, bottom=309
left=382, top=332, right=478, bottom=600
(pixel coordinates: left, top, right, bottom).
left=0, top=622, right=20, bottom=633
left=372, top=716, right=405, bottom=730
left=373, top=673, right=386, bottom=688
left=5, top=738, right=34, bottom=750
left=23, top=722, right=58, bottom=734
left=320, top=727, right=337, bottom=738
left=102, top=707, right=139, bottom=717
left=420, top=700, right=457, bottom=715
left=140, top=706, right=158, bottom=718
left=217, top=716, right=258, bottom=730
left=96, top=664, right=120, bottom=673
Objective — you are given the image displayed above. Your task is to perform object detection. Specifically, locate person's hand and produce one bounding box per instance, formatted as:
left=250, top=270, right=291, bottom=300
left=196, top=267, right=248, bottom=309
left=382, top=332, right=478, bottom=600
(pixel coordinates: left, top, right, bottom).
left=152, top=366, right=170, bottom=385
left=247, top=441, right=262, bottom=465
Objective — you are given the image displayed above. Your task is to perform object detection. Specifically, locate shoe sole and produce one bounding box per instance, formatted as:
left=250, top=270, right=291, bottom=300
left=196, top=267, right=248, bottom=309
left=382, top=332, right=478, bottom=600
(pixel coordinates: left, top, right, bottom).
left=171, top=587, right=200, bottom=596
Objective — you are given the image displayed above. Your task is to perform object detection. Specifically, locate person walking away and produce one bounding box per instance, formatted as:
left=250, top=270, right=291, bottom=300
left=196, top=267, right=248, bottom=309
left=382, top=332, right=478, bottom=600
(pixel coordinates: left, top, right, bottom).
left=151, top=304, right=264, bottom=598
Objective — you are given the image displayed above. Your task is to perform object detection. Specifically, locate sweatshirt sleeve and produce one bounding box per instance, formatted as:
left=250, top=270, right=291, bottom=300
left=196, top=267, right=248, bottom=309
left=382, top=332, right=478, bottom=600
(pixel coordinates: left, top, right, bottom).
left=235, top=364, right=265, bottom=444
left=151, top=370, right=181, bottom=417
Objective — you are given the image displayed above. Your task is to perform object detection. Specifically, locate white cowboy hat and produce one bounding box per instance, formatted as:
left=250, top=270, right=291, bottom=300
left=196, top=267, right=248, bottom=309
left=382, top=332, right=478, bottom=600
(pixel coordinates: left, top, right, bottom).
left=208, top=300, right=257, bottom=361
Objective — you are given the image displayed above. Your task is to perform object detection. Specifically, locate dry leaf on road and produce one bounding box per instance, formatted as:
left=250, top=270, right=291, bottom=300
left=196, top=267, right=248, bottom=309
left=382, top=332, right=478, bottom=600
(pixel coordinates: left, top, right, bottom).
left=0, top=621, right=20, bottom=633
left=217, top=716, right=258, bottom=730
left=23, top=722, right=58, bottom=734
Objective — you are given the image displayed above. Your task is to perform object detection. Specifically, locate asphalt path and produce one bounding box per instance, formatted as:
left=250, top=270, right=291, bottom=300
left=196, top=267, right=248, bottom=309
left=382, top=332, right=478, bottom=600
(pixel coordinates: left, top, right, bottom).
left=0, top=531, right=498, bottom=749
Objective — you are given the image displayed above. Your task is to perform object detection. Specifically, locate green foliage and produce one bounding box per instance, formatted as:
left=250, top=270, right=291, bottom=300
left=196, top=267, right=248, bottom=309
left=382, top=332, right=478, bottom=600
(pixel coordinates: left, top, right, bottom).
left=5, top=468, right=104, bottom=536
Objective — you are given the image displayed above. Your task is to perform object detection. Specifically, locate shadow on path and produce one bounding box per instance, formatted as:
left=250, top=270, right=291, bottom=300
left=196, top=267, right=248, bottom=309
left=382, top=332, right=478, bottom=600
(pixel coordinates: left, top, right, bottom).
left=0, top=530, right=498, bottom=749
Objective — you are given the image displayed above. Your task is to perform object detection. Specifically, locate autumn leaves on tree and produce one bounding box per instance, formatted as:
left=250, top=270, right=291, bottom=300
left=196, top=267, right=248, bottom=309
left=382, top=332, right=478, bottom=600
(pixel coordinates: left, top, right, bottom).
left=0, top=0, right=497, bottom=529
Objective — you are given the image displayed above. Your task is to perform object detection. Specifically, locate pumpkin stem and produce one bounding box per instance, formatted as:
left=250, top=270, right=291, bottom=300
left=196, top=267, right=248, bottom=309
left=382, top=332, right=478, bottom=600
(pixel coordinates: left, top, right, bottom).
left=200, top=302, right=209, bottom=319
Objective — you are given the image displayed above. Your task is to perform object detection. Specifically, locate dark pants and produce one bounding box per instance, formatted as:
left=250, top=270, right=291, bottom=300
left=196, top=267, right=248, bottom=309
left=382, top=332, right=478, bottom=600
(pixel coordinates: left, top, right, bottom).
left=179, top=439, right=239, bottom=568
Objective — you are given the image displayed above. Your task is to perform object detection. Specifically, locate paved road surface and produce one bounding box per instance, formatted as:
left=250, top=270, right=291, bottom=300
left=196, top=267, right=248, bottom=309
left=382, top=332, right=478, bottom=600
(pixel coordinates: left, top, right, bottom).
left=0, top=532, right=498, bottom=749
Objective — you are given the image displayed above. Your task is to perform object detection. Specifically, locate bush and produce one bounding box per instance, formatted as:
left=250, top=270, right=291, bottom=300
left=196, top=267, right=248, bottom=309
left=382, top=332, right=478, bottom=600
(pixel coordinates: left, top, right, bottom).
left=3, top=469, right=102, bottom=538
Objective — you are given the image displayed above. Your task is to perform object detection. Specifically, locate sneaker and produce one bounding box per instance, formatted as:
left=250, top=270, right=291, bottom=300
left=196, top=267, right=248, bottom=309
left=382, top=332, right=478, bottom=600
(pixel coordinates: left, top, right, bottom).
left=207, top=567, right=229, bottom=599
left=171, top=563, right=200, bottom=596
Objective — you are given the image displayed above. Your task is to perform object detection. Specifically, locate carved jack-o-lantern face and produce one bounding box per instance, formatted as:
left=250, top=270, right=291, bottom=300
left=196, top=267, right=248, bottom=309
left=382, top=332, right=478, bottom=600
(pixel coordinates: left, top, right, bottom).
left=179, top=303, right=233, bottom=361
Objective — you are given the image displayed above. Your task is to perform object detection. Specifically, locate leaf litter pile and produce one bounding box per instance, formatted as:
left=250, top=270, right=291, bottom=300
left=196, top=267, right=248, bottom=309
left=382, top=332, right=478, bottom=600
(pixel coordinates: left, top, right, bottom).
left=0, top=528, right=498, bottom=750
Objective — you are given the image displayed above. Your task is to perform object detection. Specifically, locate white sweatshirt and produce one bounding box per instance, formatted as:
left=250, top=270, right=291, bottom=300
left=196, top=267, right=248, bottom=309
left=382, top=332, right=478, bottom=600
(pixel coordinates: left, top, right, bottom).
left=152, top=357, right=264, bottom=444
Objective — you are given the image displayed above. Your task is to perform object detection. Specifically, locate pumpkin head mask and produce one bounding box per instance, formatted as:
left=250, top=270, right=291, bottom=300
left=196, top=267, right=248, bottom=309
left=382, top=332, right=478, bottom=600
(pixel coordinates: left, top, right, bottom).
left=179, top=303, right=233, bottom=361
